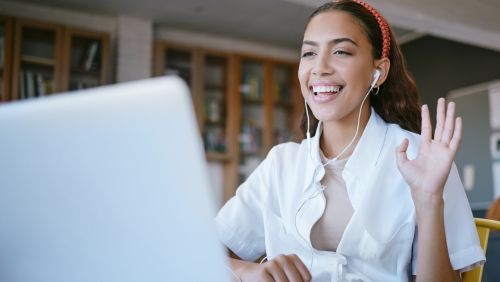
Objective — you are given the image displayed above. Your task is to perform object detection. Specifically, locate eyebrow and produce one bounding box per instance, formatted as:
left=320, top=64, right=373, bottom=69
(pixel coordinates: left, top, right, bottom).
left=302, top=38, right=358, bottom=47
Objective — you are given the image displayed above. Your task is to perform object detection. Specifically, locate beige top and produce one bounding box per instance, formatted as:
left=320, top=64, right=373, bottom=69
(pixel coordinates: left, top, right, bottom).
left=310, top=152, right=353, bottom=252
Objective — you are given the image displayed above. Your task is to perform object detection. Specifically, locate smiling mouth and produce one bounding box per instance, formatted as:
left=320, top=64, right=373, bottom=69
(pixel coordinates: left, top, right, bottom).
left=311, top=85, right=343, bottom=95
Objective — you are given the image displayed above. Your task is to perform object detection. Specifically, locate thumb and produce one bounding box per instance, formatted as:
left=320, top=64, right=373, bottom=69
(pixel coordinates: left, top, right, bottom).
left=395, top=138, right=409, bottom=167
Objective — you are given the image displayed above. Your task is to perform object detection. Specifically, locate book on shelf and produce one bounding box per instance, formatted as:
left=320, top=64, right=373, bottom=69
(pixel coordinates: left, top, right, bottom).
left=36, top=73, right=46, bottom=97
left=205, top=99, right=222, bottom=123
left=25, top=71, right=35, bottom=99
left=83, top=42, right=99, bottom=71
left=203, top=126, right=227, bottom=153
left=239, top=121, right=262, bottom=154
left=19, top=70, right=52, bottom=99
left=240, top=73, right=262, bottom=101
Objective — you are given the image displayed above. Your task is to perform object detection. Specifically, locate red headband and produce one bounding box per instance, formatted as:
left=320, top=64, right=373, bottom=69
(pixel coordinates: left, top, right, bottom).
left=350, top=0, right=391, bottom=58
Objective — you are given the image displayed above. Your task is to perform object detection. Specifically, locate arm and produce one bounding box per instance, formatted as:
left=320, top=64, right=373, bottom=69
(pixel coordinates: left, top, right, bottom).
left=396, top=98, right=462, bottom=282
left=227, top=249, right=311, bottom=282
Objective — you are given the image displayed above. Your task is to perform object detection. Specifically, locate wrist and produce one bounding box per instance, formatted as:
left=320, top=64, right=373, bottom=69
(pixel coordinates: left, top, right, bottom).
left=411, top=189, right=444, bottom=216
left=229, top=258, right=256, bottom=281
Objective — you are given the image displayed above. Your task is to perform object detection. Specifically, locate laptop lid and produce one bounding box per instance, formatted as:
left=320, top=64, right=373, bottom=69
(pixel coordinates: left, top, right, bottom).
left=0, top=76, right=230, bottom=282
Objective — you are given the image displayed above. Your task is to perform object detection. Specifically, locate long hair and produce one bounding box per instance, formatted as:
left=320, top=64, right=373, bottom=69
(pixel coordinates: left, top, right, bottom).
left=300, top=0, right=421, bottom=137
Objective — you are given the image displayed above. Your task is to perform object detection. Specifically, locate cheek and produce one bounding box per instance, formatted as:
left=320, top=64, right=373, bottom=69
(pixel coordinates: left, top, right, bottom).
left=297, top=63, right=310, bottom=94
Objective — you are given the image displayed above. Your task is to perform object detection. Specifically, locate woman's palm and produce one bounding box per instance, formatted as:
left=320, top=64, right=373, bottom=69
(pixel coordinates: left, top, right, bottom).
left=396, top=98, right=462, bottom=195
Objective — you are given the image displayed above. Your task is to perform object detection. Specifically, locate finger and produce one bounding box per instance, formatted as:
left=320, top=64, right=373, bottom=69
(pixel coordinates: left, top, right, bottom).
left=441, top=101, right=456, bottom=144
left=421, top=104, right=432, bottom=142
left=260, top=271, right=275, bottom=282
left=395, top=138, right=409, bottom=167
left=289, top=254, right=312, bottom=282
left=434, top=98, right=445, bottom=141
left=266, top=259, right=288, bottom=282
left=282, top=261, right=304, bottom=282
left=449, top=117, right=463, bottom=152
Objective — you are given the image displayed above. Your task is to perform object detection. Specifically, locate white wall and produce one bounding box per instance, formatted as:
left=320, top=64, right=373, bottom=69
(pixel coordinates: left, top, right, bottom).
left=155, top=27, right=298, bottom=62
left=0, top=0, right=116, bottom=33
left=116, top=16, right=153, bottom=82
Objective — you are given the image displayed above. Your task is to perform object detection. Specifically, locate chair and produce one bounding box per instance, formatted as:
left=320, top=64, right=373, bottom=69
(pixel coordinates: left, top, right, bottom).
left=462, top=218, right=500, bottom=282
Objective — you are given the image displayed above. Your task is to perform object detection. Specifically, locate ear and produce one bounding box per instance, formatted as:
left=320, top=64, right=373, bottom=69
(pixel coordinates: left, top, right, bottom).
left=373, top=57, right=390, bottom=86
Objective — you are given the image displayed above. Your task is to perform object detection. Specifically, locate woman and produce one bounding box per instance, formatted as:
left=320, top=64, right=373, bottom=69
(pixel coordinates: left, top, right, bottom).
left=215, top=1, right=485, bottom=281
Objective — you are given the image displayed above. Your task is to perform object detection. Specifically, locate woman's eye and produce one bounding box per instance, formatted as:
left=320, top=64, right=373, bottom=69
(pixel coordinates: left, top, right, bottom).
left=334, top=50, right=351, bottom=56
left=301, top=51, right=315, bottom=58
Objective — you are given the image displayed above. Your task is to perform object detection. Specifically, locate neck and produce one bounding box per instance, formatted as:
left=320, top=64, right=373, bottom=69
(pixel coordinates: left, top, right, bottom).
left=320, top=106, right=371, bottom=160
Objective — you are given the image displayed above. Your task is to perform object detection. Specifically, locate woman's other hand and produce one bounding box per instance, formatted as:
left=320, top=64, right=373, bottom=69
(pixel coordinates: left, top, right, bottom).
left=231, top=254, right=311, bottom=282
left=395, top=98, right=462, bottom=199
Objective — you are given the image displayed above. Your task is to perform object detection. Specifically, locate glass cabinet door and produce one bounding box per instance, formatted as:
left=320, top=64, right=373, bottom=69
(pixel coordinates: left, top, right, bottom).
left=13, top=21, right=62, bottom=100
left=66, top=30, right=109, bottom=91
left=239, top=59, right=265, bottom=183
left=272, top=64, right=296, bottom=145
left=203, top=55, right=229, bottom=158
left=164, top=48, right=193, bottom=90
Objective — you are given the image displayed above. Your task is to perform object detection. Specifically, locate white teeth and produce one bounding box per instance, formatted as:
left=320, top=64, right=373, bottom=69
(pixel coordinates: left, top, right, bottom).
left=312, top=86, right=340, bottom=93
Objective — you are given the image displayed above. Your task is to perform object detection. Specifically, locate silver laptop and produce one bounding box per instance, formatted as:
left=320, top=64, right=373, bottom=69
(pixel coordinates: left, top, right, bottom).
left=0, top=76, right=230, bottom=282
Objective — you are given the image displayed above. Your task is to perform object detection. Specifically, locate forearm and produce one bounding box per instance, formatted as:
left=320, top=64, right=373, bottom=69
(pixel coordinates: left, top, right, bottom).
left=228, top=257, right=256, bottom=280
left=413, top=190, right=460, bottom=282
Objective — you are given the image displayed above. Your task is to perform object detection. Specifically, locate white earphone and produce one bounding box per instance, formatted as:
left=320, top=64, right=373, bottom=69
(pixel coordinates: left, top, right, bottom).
left=371, top=69, right=381, bottom=88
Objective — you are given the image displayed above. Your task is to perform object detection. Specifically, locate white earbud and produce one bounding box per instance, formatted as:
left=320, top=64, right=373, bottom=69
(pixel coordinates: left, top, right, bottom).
left=371, top=69, right=381, bottom=88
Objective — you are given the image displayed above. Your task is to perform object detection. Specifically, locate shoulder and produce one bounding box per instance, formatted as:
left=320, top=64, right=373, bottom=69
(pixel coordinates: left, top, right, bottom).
left=267, top=141, right=307, bottom=163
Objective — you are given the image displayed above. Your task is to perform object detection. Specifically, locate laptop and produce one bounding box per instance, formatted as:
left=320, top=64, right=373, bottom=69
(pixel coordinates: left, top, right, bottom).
left=0, top=76, right=230, bottom=282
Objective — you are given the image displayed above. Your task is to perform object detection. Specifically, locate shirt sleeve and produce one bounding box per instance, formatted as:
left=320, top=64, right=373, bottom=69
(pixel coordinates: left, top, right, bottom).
left=412, top=163, right=486, bottom=275
left=214, top=148, right=276, bottom=262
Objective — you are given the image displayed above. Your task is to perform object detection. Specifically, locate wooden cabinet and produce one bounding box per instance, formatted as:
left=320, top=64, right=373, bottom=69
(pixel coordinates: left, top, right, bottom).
left=234, top=57, right=301, bottom=191
left=154, top=43, right=301, bottom=202
left=154, top=43, right=235, bottom=162
left=0, top=16, right=14, bottom=102
left=201, top=52, right=234, bottom=160
left=237, top=58, right=267, bottom=182
left=1, top=17, right=110, bottom=102
left=11, top=19, right=64, bottom=100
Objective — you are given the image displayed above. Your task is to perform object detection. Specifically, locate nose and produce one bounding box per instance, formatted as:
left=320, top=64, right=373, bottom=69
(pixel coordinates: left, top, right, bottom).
left=312, top=51, right=333, bottom=76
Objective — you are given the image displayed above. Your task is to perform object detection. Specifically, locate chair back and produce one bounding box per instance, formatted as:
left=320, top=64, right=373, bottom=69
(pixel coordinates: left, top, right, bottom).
left=462, top=218, right=500, bottom=282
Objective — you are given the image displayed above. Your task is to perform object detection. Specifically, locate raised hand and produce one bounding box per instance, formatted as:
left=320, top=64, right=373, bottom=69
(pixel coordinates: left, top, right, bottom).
left=395, top=98, right=462, bottom=197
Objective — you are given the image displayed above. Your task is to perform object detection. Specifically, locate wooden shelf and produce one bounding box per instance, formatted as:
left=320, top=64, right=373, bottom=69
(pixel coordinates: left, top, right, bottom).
left=206, top=151, right=231, bottom=162
left=21, top=55, right=55, bottom=66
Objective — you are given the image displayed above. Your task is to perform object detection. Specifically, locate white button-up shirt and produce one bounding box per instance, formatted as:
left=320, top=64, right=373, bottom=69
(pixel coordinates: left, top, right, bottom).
left=215, top=108, right=485, bottom=281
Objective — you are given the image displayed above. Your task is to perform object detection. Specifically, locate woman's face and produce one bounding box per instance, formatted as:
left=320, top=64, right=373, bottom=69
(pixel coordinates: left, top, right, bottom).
left=298, top=10, right=378, bottom=124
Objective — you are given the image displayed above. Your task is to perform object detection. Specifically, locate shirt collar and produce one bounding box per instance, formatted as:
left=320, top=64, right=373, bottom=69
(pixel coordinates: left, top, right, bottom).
left=307, top=107, right=388, bottom=180
left=345, top=107, right=388, bottom=177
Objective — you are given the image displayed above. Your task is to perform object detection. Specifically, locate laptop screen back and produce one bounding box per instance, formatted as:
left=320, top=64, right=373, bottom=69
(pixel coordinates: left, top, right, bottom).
left=0, top=77, right=229, bottom=282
